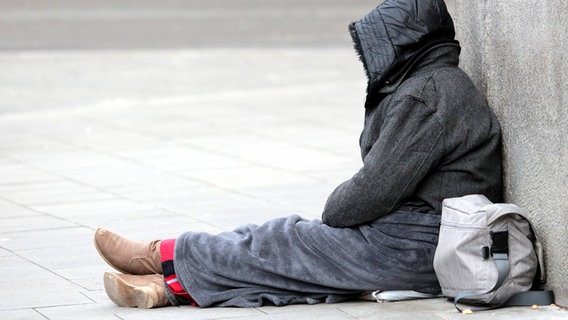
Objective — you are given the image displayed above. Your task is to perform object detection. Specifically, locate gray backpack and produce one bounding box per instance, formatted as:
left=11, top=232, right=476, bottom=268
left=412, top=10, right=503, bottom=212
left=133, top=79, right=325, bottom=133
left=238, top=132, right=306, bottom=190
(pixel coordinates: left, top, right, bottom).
left=433, top=194, right=553, bottom=312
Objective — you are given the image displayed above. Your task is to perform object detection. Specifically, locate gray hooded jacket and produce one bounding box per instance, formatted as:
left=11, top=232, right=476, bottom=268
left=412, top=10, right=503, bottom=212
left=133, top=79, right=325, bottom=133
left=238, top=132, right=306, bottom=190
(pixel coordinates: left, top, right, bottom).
left=322, top=0, right=503, bottom=227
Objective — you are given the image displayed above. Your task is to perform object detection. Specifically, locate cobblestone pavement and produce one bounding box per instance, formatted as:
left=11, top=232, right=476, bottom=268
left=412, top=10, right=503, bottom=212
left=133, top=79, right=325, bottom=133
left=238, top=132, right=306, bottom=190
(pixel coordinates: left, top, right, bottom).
left=1, top=49, right=566, bottom=320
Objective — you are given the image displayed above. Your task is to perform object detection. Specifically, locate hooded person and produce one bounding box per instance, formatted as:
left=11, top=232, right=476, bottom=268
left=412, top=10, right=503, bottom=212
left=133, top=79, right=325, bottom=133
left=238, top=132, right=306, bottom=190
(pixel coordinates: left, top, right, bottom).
left=94, top=0, right=503, bottom=309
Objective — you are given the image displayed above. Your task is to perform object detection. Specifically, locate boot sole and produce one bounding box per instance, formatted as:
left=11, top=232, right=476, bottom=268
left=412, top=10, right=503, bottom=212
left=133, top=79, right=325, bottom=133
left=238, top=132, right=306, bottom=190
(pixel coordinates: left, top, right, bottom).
left=103, top=272, right=156, bottom=309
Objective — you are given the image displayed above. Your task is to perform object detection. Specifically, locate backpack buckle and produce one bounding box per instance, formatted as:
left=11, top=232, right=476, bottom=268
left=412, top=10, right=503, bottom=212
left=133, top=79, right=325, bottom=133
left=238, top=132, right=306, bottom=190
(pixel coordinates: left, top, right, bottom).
left=490, top=229, right=509, bottom=255
left=481, top=230, right=508, bottom=260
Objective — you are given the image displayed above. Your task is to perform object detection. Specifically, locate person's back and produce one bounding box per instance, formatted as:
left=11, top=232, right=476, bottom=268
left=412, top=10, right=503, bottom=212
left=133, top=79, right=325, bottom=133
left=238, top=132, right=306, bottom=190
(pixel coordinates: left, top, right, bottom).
left=399, top=59, right=503, bottom=213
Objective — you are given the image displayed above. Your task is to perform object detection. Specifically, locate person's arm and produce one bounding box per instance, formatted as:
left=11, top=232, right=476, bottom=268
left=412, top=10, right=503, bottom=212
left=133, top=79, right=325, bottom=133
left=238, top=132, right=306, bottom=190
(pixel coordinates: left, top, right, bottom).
left=322, top=94, right=445, bottom=228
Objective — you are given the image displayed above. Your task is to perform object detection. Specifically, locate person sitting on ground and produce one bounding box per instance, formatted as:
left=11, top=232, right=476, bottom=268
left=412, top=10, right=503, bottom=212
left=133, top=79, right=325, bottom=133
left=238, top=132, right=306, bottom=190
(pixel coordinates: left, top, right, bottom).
left=94, top=0, right=503, bottom=309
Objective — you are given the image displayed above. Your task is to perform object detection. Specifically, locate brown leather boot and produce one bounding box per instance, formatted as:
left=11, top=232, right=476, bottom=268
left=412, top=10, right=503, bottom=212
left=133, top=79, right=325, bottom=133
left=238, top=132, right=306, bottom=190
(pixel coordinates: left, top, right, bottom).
left=104, top=272, right=171, bottom=309
left=94, top=229, right=162, bottom=275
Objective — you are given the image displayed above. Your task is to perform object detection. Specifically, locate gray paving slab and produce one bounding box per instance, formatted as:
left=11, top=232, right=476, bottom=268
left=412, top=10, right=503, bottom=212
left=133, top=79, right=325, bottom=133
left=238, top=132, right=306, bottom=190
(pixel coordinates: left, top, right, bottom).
left=335, top=299, right=568, bottom=320
left=0, top=180, right=116, bottom=206
left=0, top=255, right=92, bottom=310
left=0, top=247, right=12, bottom=257
left=0, top=215, right=76, bottom=233
left=0, top=162, right=61, bottom=185
left=1, top=226, right=90, bottom=251
left=0, top=198, right=42, bottom=218
left=0, top=47, right=566, bottom=320
left=0, top=309, right=47, bottom=320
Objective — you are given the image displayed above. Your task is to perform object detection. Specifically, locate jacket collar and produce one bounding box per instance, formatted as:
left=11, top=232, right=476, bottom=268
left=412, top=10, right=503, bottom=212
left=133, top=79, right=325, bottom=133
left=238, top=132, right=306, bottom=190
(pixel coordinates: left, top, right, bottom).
left=363, top=43, right=461, bottom=109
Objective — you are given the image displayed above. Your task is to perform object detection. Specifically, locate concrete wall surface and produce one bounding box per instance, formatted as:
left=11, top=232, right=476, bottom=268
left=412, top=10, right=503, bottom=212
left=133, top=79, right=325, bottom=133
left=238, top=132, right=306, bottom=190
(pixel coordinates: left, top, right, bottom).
left=454, top=1, right=568, bottom=306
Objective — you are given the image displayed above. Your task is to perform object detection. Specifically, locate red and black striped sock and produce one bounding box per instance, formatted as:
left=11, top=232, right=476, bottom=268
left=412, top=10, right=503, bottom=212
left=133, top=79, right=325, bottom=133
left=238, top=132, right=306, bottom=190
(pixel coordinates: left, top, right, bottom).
left=160, top=239, right=198, bottom=306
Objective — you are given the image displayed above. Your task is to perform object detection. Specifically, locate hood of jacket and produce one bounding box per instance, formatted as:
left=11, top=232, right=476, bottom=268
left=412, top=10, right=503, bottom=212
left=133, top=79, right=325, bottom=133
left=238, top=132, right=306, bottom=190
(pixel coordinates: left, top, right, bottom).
left=350, top=0, right=458, bottom=98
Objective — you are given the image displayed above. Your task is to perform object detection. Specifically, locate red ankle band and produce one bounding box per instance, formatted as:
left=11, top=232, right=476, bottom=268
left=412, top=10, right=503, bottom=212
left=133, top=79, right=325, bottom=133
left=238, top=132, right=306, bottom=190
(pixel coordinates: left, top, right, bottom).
left=160, top=239, right=176, bottom=262
left=159, top=238, right=198, bottom=306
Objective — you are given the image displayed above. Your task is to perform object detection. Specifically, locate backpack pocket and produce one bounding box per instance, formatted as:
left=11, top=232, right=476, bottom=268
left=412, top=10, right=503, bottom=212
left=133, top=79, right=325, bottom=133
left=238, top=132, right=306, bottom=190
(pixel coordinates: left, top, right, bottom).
left=434, top=220, right=498, bottom=302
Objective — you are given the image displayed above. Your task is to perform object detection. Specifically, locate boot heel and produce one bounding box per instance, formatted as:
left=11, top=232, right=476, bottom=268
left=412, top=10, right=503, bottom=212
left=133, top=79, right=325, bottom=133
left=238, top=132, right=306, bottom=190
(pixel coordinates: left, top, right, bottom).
left=134, top=286, right=157, bottom=309
left=103, top=272, right=138, bottom=308
left=102, top=272, right=170, bottom=309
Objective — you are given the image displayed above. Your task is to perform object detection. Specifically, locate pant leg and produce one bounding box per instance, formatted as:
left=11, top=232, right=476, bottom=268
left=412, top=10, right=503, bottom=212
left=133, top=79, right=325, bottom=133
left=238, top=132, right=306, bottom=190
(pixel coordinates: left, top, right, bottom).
left=173, top=211, right=441, bottom=307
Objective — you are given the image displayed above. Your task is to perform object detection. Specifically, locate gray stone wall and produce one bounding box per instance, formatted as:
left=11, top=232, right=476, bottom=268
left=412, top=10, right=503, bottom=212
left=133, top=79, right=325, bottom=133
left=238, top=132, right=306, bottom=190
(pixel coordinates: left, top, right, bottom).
left=453, top=0, right=568, bottom=306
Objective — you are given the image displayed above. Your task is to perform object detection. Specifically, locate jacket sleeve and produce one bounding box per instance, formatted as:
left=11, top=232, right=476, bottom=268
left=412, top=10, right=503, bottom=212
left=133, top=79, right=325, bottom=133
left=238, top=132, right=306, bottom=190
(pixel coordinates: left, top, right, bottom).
left=321, top=94, right=445, bottom=227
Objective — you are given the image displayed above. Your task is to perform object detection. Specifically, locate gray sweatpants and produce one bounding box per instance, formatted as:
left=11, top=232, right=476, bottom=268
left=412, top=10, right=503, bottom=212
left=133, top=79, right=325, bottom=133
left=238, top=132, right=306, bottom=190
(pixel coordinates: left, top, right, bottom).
left=173, top=210, right=441, bottom=307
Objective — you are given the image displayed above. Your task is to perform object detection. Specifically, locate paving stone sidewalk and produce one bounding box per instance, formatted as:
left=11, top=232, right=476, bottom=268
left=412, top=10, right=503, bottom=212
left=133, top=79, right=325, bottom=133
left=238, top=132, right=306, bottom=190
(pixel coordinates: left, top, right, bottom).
left=0, top=49, right=565, bottom=319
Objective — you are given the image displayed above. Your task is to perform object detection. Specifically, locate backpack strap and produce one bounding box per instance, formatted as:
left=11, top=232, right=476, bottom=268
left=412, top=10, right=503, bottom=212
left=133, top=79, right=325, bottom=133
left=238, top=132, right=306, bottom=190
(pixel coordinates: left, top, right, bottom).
left=453, top=230, right=554, bottom=312
left=500, top=290, right=555, bottom=307
left=489, top=204, right=547, bottom=284
left=453, top=230, right=510, bottom=312
left=455, top=289, right=554, bottom=312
